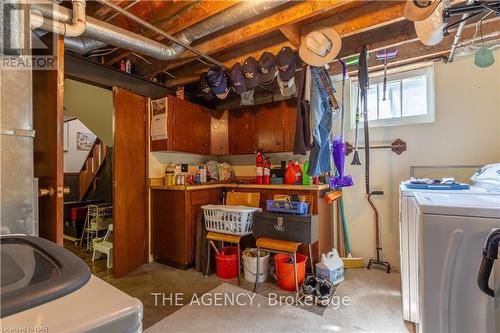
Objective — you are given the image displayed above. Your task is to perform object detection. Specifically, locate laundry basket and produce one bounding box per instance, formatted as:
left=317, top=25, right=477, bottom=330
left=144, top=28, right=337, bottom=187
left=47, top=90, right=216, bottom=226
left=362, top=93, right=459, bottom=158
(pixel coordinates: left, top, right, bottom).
left=202, top=205, right=261, bottom=236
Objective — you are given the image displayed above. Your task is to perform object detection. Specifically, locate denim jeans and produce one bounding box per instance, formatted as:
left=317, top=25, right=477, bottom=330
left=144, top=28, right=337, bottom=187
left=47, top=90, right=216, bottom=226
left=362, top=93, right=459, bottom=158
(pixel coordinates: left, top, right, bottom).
left=307, top=66, right=333, bottom=177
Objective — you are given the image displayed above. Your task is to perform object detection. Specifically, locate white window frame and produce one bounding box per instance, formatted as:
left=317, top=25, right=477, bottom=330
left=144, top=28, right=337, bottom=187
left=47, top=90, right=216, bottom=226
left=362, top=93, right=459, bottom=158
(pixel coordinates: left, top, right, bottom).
left=349, top=62, right=435, bottom=129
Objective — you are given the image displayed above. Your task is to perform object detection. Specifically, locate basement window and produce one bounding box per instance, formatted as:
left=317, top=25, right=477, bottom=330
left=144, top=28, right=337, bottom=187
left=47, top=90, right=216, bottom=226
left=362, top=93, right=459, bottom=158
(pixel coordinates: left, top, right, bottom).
left=349, top=63, right=435, bottom=128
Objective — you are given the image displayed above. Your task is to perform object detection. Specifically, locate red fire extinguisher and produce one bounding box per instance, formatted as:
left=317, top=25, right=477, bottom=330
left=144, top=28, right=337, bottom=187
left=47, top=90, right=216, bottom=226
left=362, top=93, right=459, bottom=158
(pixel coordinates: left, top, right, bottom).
left=263, top=157, right=271, bottom=185
left=256, top=151, right=264, bottom=184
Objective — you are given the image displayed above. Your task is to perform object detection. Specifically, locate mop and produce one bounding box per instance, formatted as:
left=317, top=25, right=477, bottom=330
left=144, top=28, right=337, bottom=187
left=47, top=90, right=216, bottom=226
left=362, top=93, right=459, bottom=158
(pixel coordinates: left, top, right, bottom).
left=350, top=83, right=361, bottom=166
left=375, top=49, right=398, bottom=101
left=330, top=60, right=363, bottom=268
left=358, top=45, right=391, bottom=274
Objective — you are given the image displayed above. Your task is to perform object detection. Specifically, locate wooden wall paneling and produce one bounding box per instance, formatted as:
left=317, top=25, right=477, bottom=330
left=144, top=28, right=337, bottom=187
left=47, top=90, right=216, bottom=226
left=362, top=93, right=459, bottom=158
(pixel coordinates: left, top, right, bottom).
left=228, top=107, right=255, bottom=155
left=33, top=34, right=64, bottom=245
left=113, top=87, right=148, bottom=277
left=210, top=109, right=229, bottom=155
left=172, top=98, right=211, bottom=155
left=253, top=101, right=285, bottom=153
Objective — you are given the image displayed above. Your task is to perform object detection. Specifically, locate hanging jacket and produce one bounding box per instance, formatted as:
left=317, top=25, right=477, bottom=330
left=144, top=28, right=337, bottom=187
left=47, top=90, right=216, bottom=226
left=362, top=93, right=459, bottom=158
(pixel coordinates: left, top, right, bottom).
left=293, top=63, right=312, bottom=155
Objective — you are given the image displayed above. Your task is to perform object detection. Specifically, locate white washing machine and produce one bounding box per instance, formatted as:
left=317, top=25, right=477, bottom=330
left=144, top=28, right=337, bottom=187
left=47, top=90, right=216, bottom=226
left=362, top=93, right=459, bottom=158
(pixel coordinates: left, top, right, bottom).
left=1, top=236, right=143, bottom=332
left=414, top=193, right=500, bottom=333
left=399, top=163, right=500, bottom=324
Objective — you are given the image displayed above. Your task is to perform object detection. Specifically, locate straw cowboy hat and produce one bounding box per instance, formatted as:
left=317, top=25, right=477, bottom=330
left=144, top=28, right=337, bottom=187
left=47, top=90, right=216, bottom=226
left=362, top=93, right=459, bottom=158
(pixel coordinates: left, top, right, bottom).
left=415, top=0, right=448, bottom=46
left=404, top=0, right=442, bottom=22
left=299, top=27, right=341, bottom=66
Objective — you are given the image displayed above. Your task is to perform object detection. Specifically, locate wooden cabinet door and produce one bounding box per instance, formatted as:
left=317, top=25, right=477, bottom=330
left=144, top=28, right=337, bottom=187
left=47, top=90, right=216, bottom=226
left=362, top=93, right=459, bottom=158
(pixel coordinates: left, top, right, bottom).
left=173, top=98, right=211, bottom=155
left=210, top=110, right=228, bottom=155
left=253, top=101, right=285, bottom=153
left=228, top=108, right=254, bottom=154
left=282, top=99, right=297, bottom=152
left=113, top=88, right=148, bottom=277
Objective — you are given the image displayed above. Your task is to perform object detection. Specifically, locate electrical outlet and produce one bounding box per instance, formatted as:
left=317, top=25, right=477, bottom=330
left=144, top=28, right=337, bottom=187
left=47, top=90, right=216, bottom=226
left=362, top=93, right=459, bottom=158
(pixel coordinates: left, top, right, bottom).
left=181, top=164, right=188, bottom=173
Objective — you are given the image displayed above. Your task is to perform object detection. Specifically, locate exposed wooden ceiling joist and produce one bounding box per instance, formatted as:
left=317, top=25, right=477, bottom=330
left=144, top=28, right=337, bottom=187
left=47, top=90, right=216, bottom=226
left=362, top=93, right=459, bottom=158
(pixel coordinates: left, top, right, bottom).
left=162, top=1, right=407, bottom=87
left=105, top=0, right=241, bottom=66
left=140, top=0, right=361, bottom=77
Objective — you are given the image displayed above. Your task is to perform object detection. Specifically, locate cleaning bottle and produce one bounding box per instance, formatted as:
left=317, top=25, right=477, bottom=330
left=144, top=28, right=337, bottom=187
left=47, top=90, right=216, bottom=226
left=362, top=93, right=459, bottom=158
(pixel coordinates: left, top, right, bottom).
left=285, top=160, right=296, bottom=185
left=293, top=161, right=303, bottom=185
left=302, top=161, right=311, bottom=185
left=315, top=249, right=344, bottom=285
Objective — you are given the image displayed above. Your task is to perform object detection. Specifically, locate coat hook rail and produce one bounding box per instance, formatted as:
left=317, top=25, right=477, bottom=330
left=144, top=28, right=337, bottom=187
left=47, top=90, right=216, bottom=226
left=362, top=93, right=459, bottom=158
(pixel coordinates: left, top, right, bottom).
left=345, top=139, right=407, bottom=156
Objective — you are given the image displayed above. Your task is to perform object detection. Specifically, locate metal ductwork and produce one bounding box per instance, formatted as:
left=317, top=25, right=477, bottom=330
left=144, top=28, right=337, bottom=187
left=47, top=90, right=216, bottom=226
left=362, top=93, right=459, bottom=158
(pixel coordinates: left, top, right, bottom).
left=32, top=0, right=288, bottom=59
left=31, top=0, right=86, bottom=37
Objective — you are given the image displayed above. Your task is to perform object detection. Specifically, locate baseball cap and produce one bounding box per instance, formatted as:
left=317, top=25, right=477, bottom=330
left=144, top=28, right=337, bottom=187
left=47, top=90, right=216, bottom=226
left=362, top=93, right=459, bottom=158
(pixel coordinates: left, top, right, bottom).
left=242, top=56, right=260, bottom=89
left=229, top=62, right=247, bottom=94
left=258, top=51, right=277, bottom=85
left=277, top=46, right=297, bottom=82
left=277, top=75, right=296, bottom=97
left=240, top=88, right=254, bottom=106
left=199, top=73, right=215, bottom=100
left=206, top=66, right=230, bottom=99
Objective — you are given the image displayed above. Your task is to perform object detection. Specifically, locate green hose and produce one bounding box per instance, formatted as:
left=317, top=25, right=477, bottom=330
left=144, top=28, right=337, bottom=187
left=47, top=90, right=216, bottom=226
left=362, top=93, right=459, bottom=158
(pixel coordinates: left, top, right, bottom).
left=339, top=195, right=351, bottom=255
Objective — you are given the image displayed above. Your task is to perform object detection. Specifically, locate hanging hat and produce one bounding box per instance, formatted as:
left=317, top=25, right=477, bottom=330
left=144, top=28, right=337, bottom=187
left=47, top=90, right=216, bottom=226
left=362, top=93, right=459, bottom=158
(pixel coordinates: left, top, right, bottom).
left=240, top=88, right=255, bottom=106
left=414, top=0, right=447, bottom=46
left=299, top=27, right=341, bottom=66
left=199, top=73, right=214, bottom=100
left=258, top=52, right=277, bottom=85
left=229, top=63, right=247, bottom=95
left=277, top=46, right=297, bottom=82
left=404, top=0, right=441, bottom=22
left=206, top=66, right=230, bottom=99
left=277, top=75, right=296, bottom=97
left=242, top=56, right=260, bottom=89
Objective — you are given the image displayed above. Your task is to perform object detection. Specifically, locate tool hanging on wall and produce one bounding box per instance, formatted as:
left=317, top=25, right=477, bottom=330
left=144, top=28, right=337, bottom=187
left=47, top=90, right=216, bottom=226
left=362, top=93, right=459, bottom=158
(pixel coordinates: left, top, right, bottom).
left=351, top=81, right=362, bottom=165
left=345, top=139, right=407, bottom=156
left=359, top=45, right=391, bottom=274
left=375, top=49, right=398, bottom=101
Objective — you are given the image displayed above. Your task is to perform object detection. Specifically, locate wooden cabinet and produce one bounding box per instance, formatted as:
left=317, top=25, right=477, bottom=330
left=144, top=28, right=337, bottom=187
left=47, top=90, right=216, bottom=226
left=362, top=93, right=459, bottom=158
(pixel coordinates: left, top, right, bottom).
left=210, top=110, right=229, bottom=155
left=228, top=107, right=255, bottom=155
left=151, top=96, right=211, bottom=155
left=151, top=188, right=221, bottom=269
left=172, top=98, right=211, bottom=155
left=228, top=99, right=296, bottom=154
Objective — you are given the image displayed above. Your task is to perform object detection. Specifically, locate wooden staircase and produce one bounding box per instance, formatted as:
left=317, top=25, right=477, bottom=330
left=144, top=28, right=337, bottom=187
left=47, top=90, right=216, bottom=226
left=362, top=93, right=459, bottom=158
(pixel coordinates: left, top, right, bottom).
left=79, top=138, right=107, bottom=200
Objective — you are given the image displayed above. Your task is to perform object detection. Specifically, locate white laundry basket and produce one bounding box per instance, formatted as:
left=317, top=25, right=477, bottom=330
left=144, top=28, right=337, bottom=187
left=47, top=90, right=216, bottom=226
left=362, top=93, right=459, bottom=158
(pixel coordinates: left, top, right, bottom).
left=242, top=249, right=269, bottom=284
left=202, top=205, right=261, bottom=236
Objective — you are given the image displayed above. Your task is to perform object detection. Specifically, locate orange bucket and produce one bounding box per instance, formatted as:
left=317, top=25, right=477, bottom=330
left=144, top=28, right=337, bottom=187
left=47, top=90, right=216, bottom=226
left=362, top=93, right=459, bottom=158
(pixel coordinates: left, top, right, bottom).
left=274, top=253, right=307, bottom=291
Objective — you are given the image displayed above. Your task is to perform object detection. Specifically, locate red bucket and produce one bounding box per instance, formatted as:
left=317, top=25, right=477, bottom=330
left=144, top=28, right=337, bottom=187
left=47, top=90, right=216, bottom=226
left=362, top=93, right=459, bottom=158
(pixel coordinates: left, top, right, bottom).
left=274, top=253, right=307, bottom=291
left=215, top=247, right=239, bottom=279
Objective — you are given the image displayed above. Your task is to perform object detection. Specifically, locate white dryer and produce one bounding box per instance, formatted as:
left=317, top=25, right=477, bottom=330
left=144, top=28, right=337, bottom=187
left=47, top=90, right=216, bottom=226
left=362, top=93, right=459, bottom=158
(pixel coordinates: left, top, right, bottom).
left=415, top=193, right=500, bottom=333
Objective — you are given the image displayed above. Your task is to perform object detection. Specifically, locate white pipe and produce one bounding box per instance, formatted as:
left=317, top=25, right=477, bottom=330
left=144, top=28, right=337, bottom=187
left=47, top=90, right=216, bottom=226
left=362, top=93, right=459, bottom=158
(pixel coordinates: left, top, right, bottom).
left=30, top=0, right=86, bottom=37
left=448, top=0, right=475, bottom=62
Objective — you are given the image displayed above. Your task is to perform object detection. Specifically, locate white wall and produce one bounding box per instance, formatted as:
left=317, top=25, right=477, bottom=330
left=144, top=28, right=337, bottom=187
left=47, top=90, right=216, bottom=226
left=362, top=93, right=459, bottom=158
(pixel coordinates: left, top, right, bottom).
left=225, top=52, right=500, bottom=270
left=64, top=79, right=114, bottom=146
left=149, top=151, right=216, bottom=178
left=63, top=119, right=96, bottom=173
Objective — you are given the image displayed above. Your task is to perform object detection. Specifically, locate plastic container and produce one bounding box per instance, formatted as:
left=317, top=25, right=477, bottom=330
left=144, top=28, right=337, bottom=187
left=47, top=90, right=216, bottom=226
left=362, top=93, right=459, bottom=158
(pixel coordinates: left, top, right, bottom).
left=315, top=249, right=344, bottom=285
left=302, top=161, right=311, bottom=185
left=242, top=249, right=269, bottom=283
left=215, top=247, right=239, bottom=279
left=266, top=200, right=309, bottom=215
left=202, top=205, right=261, bottom=235
left=274, top=253, right=307, bottom=291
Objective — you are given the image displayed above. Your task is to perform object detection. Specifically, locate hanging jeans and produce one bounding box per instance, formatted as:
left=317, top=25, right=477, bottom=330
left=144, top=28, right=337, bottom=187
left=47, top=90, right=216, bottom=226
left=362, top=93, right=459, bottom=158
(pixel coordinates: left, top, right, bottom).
left=307, top=66, right=333, bottom=177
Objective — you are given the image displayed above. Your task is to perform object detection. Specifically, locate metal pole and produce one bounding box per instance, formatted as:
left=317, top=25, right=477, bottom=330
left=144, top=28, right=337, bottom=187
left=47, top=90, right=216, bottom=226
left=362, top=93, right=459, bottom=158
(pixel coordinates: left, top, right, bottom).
left=448, top=0, right=476, bottom=62
left=95, top=0, right=230, bottom=70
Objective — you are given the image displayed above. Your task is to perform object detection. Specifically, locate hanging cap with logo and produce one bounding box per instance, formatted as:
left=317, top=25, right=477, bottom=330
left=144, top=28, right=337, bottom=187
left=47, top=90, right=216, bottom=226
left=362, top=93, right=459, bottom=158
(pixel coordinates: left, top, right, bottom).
left=299, top=27, right=341, bottom=66
left=242, top=56, right=260, bottom=89
left=277, top=46, right=297, bottom=82
left=258, top=52, right=277, bottom=85
left=199, top=73, right=215, bottom=100
left=404, top=0, right=441, bottom=22
left=229, top=62, right=248, bottom=95
left=206, top=66, right=230, bottom=99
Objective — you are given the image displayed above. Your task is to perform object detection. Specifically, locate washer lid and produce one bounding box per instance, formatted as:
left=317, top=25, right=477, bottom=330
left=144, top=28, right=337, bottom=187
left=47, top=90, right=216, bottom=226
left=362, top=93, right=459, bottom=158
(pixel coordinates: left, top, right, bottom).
left=1, top=236, right=91, bottom=318
left=415, top=193, right=500, bottom=218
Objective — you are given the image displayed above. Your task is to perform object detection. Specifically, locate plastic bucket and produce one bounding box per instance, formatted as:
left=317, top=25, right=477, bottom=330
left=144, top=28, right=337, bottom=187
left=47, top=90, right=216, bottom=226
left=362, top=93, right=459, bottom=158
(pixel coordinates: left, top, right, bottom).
left=242, top=249, right=269, bottom=284
left=274, top=253, right=307, bottom=291
left=215, top=247, right=239, bottom=279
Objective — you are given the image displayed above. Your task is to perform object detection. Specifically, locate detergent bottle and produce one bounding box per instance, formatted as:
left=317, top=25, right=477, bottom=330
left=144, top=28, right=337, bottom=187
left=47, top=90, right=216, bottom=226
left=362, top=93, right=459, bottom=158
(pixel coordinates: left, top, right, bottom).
left=315, top=249, right=344, bottom=285
left=285, top=160, right=296, bottom=184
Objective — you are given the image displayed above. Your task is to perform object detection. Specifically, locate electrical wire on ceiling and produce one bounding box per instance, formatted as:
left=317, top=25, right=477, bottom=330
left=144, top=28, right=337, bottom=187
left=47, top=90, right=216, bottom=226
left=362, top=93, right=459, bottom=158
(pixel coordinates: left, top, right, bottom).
left=87, top=47, right=119, bottom=58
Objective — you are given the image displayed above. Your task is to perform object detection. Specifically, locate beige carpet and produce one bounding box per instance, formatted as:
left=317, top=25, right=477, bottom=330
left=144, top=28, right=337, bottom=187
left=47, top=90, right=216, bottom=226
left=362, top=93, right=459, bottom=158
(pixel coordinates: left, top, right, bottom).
left=144, top=269, right=412, bottom=333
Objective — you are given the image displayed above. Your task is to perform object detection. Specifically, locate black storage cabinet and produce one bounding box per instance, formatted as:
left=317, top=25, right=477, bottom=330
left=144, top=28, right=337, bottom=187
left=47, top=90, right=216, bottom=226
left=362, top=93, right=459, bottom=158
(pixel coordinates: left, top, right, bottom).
left=253, top=212, right=318, bottom=244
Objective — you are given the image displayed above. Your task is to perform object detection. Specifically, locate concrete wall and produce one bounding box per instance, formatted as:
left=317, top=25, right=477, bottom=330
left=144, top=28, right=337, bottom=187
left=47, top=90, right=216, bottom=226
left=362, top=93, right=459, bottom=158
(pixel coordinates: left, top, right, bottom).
left=63, top=119, right=96, bottom=173
left=226, top=52, right=500, bottom=270
left=64, top=79, right=114, bottom=146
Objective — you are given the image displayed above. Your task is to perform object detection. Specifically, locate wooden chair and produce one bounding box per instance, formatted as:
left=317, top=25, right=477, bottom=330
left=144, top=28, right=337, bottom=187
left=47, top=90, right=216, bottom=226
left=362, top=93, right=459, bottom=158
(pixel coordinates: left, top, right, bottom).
left=253, top=238, right=315, bottom=300
left=205, top=192, right=260, bottom=284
